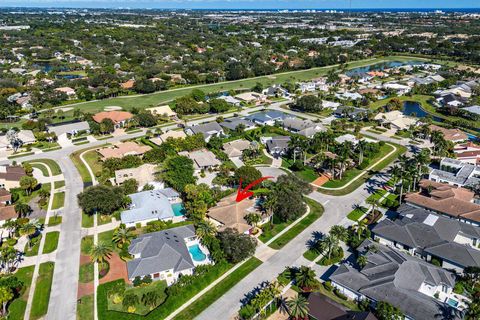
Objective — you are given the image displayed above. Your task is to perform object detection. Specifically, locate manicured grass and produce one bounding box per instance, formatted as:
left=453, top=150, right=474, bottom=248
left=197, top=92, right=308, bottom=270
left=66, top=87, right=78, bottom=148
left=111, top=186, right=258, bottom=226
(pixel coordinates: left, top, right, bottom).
left=173, top=257, right=263, bottom=320
left=303, top=249, right=320, bottom=261
left=83, top=150, right=103, bottom=177
left=347, top=206, right=368, bottom=221
left=281, top=158, right=318, bottom=182
left=8, top=152, right=35, bottom=159
left=26, top=159, right=62, bottom=175
left=322, top=144, right=394, bottom=189
left=48, top=215, right=62, bottom=226
left=57, top=56, right=425, bottom=116
left=269, top=198, right=324, bottom=250
left=366, top=189, right=387, bottom=202
left=42, top=231, right=60, bottom=254
left=98, top=214, right=113, bottom=226
left=244, top=154, right=273, bottom=166
left=79, top=262, right=94, bottom=283
left=70, top=145, right=107, bottom=184
left=319, top=143, right=407, bottom=196
left=54, top=180, right=65, bottom=189
left=77, top=294, right=94, bottom=320
left=82, top=212, right=94, bottom=228
left=51, top=192, right=65, bottom=209
left=81, top=236, right=94, bottom=255
left=30, top=262, right=55, bottom=320
left=24, top=234, right=42, bottom=257
left=29, top=163, right=49, bottom=176
left=317, top=283, right=360, bottom=311
left=8, top=266, right=35, bottom=320
left=368, top=94, right=433, bottom=111
left=108, top=280, right=168, bottom=315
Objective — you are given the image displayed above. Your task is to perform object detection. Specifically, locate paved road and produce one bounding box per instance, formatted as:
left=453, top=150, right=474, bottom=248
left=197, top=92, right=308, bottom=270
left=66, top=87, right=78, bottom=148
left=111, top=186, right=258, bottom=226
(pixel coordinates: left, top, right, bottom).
left=196, top=172, right=388, bottom=320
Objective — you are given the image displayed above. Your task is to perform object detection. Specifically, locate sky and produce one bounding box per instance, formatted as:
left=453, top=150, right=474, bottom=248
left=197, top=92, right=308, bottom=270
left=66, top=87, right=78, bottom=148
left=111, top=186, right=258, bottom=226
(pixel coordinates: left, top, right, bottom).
left=1, top=0, right=479, bottom=9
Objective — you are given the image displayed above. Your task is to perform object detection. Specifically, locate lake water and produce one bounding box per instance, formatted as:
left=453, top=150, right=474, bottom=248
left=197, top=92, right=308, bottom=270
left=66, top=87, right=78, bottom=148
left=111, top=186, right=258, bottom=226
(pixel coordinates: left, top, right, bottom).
left=346, top=60, right=424, bottom=77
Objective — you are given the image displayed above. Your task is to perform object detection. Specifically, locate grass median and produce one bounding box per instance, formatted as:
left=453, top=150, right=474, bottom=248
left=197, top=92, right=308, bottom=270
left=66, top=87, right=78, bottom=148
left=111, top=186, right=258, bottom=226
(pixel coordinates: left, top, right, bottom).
left=30, top=262, right=55, bottom=320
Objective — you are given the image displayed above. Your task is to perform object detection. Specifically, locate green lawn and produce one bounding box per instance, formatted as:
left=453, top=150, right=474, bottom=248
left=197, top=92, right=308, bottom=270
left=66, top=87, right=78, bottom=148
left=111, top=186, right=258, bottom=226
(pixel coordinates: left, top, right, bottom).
left=366, top=189, right=387, bottom=202
left=70, top=145, right=107, bottom=184
left=173, top=257, right=262, bottom=320
left=281, top=158, right=318, bottom=182
left=268, top=198, right=324, bottom=250
left=29, top=163, right=49, bottom=176
left=79, top=262, right=94, bottom=283
left=42, top=231, right=60, bottom=254
left=81, top=236, right=94, bottom=255
left=108, top=280, right=168, bottom=315
left=303, top=249, right=320, bottom=261
left=54, top=180, right=65, bottom=189
left=319, top=143, right=407, bottom=196
left=322, top=144, right=394, bottom=189
left=24, top=234, right=42, bottom=257
left=25, top=159, right=62, bottom=176
left=83, top=150, right=103, bottom=177
left=368, top=94, right=433, bottom=111
left=77, top=294, right=94, bottom=320
left=54, top=56, right=428, bottom=116
left=347, top=206, right=368, bottom=221
left=82, top=212, right=94, bottom=228
left=317, top=283, right=360, bottom=311
left=51, top=192, right=65, bottom=210
left=30, top=262, right=55, bottom=320
left=8, top=266, right=35, bottom=320
left=48, top=215, right=62, bottom=226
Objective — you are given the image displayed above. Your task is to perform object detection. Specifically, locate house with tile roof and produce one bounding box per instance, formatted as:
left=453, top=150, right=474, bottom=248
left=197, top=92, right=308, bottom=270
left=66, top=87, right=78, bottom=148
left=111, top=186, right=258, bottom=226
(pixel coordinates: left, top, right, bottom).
left=429, top=158, right=480, bottom=188
left=92, top=111, right=134, bottom=127
left=114, top=164, right=158, bottom=189
left=150, top=130, right=187, bottom=145
left=372, top=204, right=480, bottom=273
left=405, top=180, right=480, bottom=226
left=0, top=189, right=16, bottom=226
left=98, top=142, right=151, bottom=160
left=330, top=240, right=459, bottom=320
left=0, top=165, right=26, bottom=190
left=429, top=125, right=467, bottom=143
left=178, top=149, right=221, bottom=171
left=222, top=139, right=255, bottom=158
left=127, top=225, right=211, bottom=285
left=185, top=122, right=224, bottom=142
left=282, top=118, right=326, bottom=138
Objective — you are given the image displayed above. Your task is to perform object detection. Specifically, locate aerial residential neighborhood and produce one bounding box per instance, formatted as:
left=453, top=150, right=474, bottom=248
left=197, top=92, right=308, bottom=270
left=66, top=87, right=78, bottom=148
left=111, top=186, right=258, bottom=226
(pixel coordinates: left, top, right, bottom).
left=0, top=2, right=480, bottom=320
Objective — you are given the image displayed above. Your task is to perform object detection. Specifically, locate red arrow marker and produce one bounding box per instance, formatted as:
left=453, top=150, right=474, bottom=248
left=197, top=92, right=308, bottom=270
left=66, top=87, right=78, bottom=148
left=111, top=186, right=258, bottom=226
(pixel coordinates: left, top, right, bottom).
left=235, top=176, right=273, bottom=202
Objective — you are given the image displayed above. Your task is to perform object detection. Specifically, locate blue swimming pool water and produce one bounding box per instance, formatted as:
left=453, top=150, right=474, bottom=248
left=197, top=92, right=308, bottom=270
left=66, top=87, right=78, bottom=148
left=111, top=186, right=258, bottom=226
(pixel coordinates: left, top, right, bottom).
left=188, top=244, right=207, bottom=262
left=447, top=298, right=459, bottom=308
left=171, top=203, right=186, bottom=217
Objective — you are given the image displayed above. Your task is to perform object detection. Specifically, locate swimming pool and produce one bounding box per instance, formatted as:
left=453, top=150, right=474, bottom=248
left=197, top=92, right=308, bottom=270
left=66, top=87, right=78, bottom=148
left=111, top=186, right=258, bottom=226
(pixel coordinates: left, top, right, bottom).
left=447, top=298, right=459, bottom=308
left=188, top=244, right=207, bottom=262
left=171, top=203, right=186, bottom=217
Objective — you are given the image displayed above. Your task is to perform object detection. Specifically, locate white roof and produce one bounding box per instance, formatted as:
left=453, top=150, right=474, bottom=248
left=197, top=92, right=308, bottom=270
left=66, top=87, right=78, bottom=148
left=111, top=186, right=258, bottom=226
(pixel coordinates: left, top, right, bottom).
left=146, top=105, right=176, bottom=117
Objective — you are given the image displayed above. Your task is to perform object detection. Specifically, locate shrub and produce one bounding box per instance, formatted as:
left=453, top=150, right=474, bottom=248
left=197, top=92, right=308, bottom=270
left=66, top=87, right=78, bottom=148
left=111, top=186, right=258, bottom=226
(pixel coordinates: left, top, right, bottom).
left=319, top=247, right=344, bottom=266
left=430, top=257, right=442, bottom=267
left=453, top=282, right=464, bottom=294
left=333, top=288, right=348, bottom=300
left=358, top=159, right=370, bottom=170
left=324, top=281, right=333, bottom=291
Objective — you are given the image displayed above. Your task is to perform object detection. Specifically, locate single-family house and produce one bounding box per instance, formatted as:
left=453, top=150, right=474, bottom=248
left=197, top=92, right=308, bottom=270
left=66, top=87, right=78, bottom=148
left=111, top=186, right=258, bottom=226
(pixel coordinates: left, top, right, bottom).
left=185, top=122, right=224, bottom=142
left=0, top=165, right=26, bottom=190
left=322, top=100, right=341, bottom=110
left=330, top=240, right=458, bottom=320
left=127, top=225, right=211, bottom=285
left=0, top=130, right=36, bottom=151
left=178, top=149, right=221, bottom=171
left=262, top=84, right=289, bottom=97
left=373, top=203, right=480, bottom=273
left=405, top=180, right=480, bottom=226
left=92, top=111, right=134, bottom=127
left=121, top=189, right=181, bottom=227
left=207, top=194, right=268, bottom=234
left=146, top=105, right=177, bottom=118
left=150, top=130, right=187, bottom=146
left=282, top=118, right=326, bottom=138
left=120, top=79, right=135, bottom=90
left=114, top=164, right=158, bottom=189
left=383, top=83, right=412, bottom=95
left=462, top=105, right=480, bottom=117
left=374, top=110, right=418, bottom=130
left=334, top=134, right=375, bottom=145
left=333, top=107, right=369, bottom=120
left=47, top=121, right=90, bottom=140
left=454, top=142, right=480, bottom=165
left=265, top=136, right=291, bottom=157
left=429, top=158, right=480, bottom=188
left=245, top=110, right=292, bottom=126
left=429, top=125, right=467, bottom=143
left=307, top=293, right=378, bottom=320
left=219, top=117, right=256, bottom=132
left=298, top=82, right=316, bottom=93
left=216, top=95, right=242, bottom=107
left=234, top=92, right=267, bottom=104
left=54, top=87, right=76, bottom=98
left=334, top=92, right=363, bottom=101
left=222, top=139, right=255, bottom=158
left=97, top=142, right=151, bottom=160
left=0, top=189, right=16, bottom=226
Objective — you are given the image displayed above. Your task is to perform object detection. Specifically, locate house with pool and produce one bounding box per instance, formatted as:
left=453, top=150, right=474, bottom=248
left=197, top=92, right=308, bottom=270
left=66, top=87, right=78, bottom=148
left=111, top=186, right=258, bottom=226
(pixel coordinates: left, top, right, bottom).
left=127, top=225, right=211, bottom=286
left=121, top=188, right=185, bottom=228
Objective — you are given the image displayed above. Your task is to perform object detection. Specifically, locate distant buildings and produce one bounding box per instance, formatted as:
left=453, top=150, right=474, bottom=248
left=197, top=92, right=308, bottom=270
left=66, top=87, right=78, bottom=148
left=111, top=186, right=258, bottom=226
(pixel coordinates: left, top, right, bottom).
left=429, top=158, right=480, bottom=188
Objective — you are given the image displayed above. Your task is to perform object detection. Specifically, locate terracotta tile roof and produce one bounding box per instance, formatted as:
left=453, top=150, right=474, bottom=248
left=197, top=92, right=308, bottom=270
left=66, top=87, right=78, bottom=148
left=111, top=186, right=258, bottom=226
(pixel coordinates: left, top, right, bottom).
left=207, top=195, right=257, bottom=234
left=0, top=165, right=26, bottom=182
left=92, top=111, right=133, bottom=124
left=0, top=205, right=16, bottom=221
left=429, top=125, right=468, bottom=141
left=97, top=142, right=151, bottom=159
left=405, top=180, right=480, bottom=222
left=120, top=79, right=135, bottom=89
left=0, top=188, right=11, bottom=203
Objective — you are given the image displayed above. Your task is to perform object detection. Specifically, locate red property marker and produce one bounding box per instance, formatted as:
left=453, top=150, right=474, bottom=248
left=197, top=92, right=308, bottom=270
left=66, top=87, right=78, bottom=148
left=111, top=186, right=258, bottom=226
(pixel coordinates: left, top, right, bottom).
left=235, top=176, right=273, bottom=202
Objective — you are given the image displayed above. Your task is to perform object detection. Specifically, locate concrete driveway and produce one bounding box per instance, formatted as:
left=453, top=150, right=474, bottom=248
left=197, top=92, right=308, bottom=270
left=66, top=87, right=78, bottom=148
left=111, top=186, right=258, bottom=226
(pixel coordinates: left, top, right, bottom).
left=256, top=166, right=287, bottom=182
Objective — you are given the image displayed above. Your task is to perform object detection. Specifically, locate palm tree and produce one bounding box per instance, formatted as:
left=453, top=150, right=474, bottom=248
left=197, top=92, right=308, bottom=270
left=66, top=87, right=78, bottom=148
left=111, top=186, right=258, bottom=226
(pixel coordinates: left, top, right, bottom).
left=329, top=225, right=348, bottom=242
left=2, top=219, right=18, bottom=238
left=141, top=291, right=160, bottom=310
left=112, top=226, right=134, bottom=248
left=295, top=266, right=317, bottom=291
left=14, top=202, right=31, bottom=218
left=356, top=140, right=368, bottom=165
left=365, top=197, right=380, bottom=214
left=0, top=286, right=13, bottom=317
left=195, top=220, right=217, bottom=241
left=90, top=243, right=113, bottom=267
left=357, top=255, right=368, bottom=268
left=19, top=223, right=36, bottom=249
left=353, top=219, right=367, bottom=240
left=318, top=234, right=340, bottom=261
left=287, top=295, right=309, bottom=320
left=263, top=194, right=277, bottom=224
left=465, top=299, right=480, bottom=320
left=38, top=188, right=50, bottom=201
left=122, top=293, right=139, bottom=313
left=245, top=213, right=262, bottom=231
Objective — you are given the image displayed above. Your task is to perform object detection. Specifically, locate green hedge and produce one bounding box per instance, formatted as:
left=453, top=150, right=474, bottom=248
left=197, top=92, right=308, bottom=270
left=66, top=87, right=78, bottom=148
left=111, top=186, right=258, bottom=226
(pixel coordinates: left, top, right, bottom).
left=98, top=261, right=231, bottom=320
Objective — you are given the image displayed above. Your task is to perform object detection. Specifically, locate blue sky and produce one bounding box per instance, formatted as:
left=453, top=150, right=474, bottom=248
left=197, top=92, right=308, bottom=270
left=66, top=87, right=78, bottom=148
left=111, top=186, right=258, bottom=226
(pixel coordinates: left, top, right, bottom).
left=1, top=0, right=479, bottom=9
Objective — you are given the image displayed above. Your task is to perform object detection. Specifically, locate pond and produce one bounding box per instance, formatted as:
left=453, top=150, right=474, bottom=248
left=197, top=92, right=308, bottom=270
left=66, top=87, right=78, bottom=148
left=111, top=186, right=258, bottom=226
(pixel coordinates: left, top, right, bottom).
left=346, top=60, right=424, bottom=77
left=401, top=101, right=444, bottom=122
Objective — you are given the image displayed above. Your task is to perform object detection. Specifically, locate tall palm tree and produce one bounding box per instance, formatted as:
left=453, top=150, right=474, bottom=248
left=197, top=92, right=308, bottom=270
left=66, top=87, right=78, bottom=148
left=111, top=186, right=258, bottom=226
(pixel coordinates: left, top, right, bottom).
left=90, top=243, right=113, bottom=266
left=295, top=266, right=317, bottom=290
left=465, top=299, right=480, bottom=320
left=356, top=140, right=368, bottom=165
left=15, top=202, right=31, bottom=218
left=353, top=219, right=367, bottom=240
left=19, top=223, right=36, bottom=249
left=287, top=295, right=309, bottom=320
left=245, top=213, right=262, bottom=231
left=366, top=197, right=380, bottom=214
left=112, top=226, right=134, bottom=248
left=329, top=225, right=348, bottom=242
left=195, top=220, right=217, bottom=242
left=357, top=255, right=368, bottom=268
left=141, top=291, right=160, bottom=310
left=318, top=234, right=340, bottom=261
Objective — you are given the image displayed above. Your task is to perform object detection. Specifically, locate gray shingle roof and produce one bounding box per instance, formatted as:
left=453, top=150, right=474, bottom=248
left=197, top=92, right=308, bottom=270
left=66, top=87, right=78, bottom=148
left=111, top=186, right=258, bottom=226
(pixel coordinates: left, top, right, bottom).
left=330, top=240, right=455, bottom=320
left=185, top=122, right=223, bottom=139
left=219, top=118, right=255, bottom=131
left=127, top=225, right=195, bottom=279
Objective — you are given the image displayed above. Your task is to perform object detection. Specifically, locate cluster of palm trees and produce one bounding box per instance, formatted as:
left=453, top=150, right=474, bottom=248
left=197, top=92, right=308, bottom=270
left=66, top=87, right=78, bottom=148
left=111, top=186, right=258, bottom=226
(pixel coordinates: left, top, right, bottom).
left=90, top=225, right=135, bottom=268
left=388, top=150, right=431, bottom=200
left=119, top=290, right=161, bottom=313
left=310, top=226, right=348, bottom=264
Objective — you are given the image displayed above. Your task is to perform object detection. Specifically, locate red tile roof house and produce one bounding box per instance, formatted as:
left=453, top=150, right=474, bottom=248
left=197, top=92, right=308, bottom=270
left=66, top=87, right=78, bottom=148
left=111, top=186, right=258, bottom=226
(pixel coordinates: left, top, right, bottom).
left=92, top=111, right=134, bottom=128
left=0, top=189, right=16, bottom=228
left=405, top=179, right=480, bottom=226
left=454, top=141, right=480, bottom=165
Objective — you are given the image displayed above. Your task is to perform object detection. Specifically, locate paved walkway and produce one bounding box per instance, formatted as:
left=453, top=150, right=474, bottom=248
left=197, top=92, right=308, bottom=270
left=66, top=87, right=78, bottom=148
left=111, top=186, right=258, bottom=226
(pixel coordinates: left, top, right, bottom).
left=24, top=163, right=56, bottom=320
left=262, top=149, right=282, bottom=168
